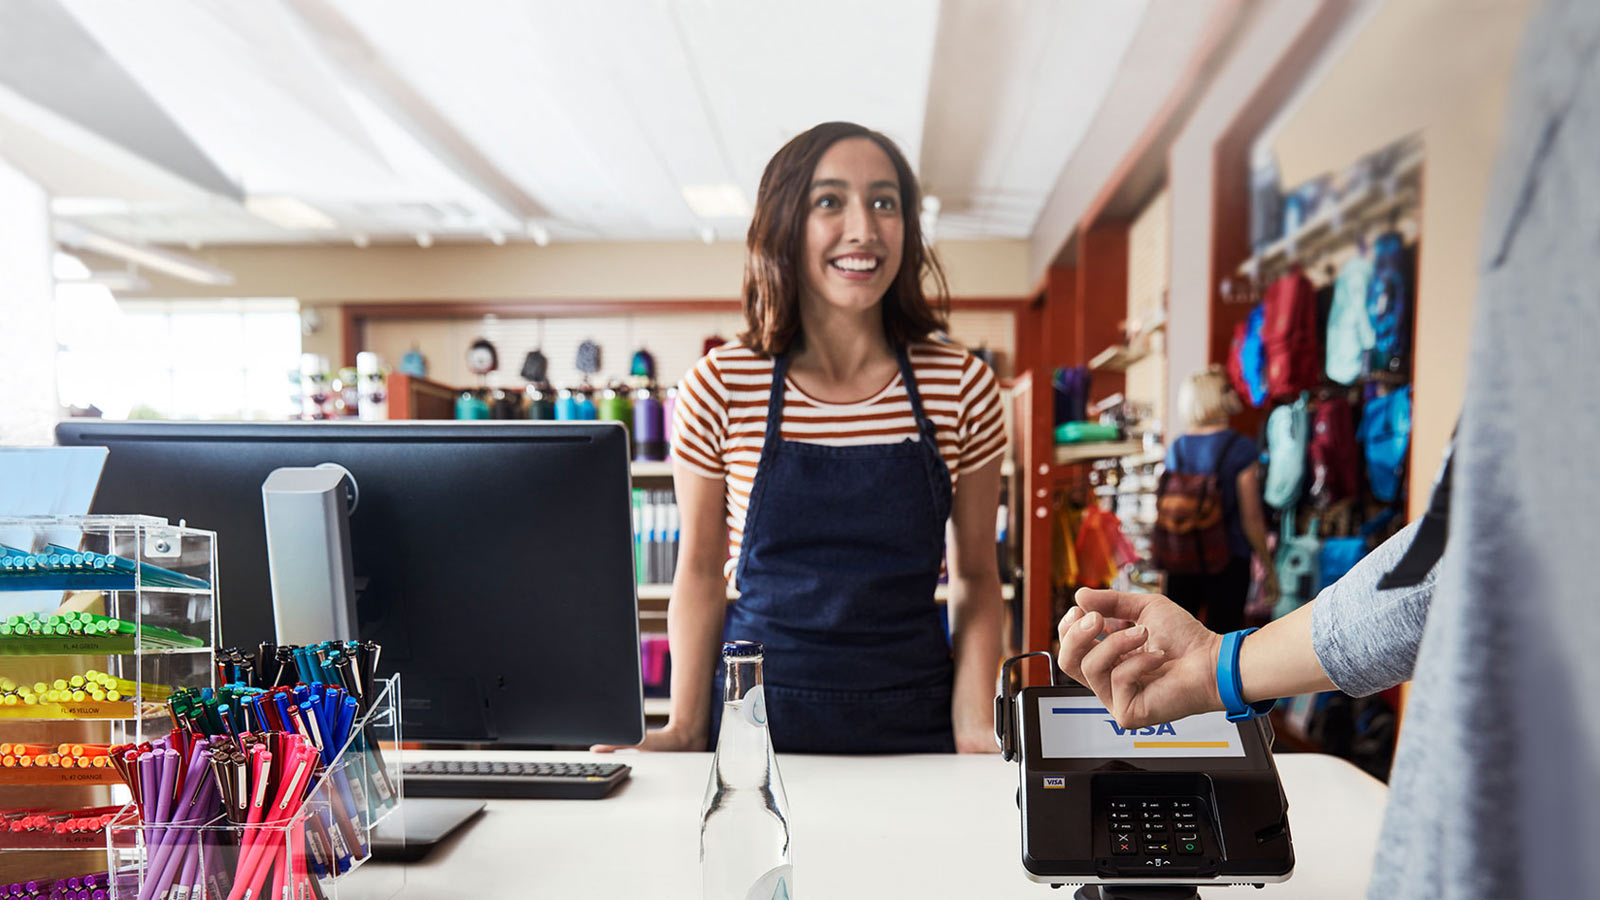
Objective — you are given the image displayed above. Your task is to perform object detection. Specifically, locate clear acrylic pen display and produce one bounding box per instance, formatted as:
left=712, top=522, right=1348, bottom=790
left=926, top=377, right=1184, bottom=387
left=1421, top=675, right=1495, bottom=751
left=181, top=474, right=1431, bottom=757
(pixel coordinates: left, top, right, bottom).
left=0, top=515, right=217, bottom=851
left=105, top=676, right=405, bottom=900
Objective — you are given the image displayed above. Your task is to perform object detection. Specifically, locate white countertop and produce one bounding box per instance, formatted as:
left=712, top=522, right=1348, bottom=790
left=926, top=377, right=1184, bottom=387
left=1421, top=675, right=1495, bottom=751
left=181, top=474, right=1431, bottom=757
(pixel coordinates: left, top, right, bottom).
left=339, top=750, right=1388, bottom=899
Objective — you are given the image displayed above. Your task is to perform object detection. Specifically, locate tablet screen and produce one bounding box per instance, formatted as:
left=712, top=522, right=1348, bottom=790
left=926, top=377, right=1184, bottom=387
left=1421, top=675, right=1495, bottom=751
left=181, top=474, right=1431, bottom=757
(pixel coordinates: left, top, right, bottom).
left=1036, top=696, right=1246, bottom=759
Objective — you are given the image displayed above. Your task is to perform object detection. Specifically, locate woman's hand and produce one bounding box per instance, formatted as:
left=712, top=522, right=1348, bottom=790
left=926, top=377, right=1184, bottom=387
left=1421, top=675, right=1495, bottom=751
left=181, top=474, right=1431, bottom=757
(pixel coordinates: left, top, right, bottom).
left=591, top=721, right=706, bottom=753
left=1055, top=587, right=1224, bottom=729
left=1258, top=568, right=1281, bottom=611
left=954, top=723, right=998, bottom=754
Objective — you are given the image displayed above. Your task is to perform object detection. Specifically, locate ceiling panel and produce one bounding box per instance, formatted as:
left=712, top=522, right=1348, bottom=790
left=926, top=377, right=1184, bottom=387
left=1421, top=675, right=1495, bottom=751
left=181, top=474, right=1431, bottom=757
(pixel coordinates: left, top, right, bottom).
left=1, top=0, right=1156, bottom=249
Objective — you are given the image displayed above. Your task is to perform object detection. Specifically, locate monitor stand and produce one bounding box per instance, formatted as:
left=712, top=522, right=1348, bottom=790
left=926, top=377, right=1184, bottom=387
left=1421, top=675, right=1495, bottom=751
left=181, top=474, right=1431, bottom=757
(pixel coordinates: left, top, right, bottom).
left=1071, top=886, right=1202, bottom=900
left=369, top=798, right=486, bottom=862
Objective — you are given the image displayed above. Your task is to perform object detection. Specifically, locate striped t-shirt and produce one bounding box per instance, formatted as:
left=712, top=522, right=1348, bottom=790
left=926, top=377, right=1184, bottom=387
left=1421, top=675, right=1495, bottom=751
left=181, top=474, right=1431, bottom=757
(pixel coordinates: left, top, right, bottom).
left=671, top=341, right=1008, bottom=583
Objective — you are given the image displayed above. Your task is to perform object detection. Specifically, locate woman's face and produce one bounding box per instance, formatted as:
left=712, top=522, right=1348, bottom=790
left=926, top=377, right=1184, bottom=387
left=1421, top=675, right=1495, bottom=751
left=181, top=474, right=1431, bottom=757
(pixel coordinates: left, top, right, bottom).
left=799, top=137, right=905, bottom=316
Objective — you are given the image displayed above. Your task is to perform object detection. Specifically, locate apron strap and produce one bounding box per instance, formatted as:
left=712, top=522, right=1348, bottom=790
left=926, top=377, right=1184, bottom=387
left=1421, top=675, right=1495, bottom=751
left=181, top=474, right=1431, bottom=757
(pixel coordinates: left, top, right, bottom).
left=764, top=352, right=791, bottom=450
left=893, top=344, right=938, bottom=445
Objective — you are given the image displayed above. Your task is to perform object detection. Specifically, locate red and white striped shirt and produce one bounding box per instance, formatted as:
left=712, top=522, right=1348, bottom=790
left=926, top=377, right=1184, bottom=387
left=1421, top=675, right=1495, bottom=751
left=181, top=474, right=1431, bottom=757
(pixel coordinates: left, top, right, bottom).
left=671, top=341, right=1008, bottom=583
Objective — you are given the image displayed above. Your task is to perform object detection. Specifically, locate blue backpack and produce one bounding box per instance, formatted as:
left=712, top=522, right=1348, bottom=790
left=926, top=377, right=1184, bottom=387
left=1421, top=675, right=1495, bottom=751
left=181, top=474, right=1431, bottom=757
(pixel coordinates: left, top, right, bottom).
left=1325, top=254, right=1375, bottom=385
left=1366, top=231, right=1410, bottom=374
left=1264, top=392, right=1310, bottom=509
left=1240, top=305, right=1268, bottom=406
left=1274, top=510, right=1321, bottom=620
left=1358, top=386, right=1412, bottom=504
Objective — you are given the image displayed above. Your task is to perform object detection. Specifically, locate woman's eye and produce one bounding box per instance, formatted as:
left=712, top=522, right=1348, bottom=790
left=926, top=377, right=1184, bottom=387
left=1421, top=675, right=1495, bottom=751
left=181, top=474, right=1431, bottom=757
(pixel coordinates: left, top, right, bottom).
left=815, top=195, right=840, bottom=209
left=873, top=197, right=897, bottom=212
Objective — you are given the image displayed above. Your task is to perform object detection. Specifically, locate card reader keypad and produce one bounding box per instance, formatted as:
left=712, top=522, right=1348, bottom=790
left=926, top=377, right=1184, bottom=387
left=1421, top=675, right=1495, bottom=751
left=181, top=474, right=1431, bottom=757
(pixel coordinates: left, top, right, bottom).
left=1105, top=795, right=1211, bottom=869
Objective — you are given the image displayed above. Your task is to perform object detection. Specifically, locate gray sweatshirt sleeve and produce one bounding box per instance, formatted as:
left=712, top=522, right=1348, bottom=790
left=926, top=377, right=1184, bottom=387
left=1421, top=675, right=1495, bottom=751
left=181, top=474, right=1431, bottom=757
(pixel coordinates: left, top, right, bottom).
left=1308, top=519, right=1436, bottom=697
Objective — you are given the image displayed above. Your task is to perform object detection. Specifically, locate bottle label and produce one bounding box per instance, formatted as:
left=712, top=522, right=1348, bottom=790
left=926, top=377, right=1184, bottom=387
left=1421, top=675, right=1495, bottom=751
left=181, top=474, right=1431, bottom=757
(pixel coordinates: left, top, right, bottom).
left=744, top=863, right=794, bottom=900
left=739, top=684, right=767, bottom=728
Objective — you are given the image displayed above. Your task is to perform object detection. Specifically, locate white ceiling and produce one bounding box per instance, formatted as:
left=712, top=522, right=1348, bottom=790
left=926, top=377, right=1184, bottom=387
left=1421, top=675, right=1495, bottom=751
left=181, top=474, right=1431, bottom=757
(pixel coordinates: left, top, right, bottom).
left=0, top=0, right=1152, bottom=248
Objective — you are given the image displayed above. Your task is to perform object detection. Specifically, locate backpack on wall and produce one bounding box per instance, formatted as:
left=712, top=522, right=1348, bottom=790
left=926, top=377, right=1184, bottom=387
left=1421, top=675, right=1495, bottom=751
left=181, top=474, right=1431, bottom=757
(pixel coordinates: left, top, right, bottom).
left=1274, top=510, right=1321, bottom=620
left=1325, top=254, right=1375, bottom=385
left=1235, top=305, right=1269, bottom=406
left=1309, top=394, right=1360, bottom=507
left=1260, top=270, right=1320, bottom=399
left=1264, top=393, right=1310, bottom=510
left=1366, top=231, right=1411, bottom=374
left=1152, top=434, right=1241, bottom=576
left=1358, top=385, right=1412, bottom=504
left=1227, top=319, right=1254, bottom=405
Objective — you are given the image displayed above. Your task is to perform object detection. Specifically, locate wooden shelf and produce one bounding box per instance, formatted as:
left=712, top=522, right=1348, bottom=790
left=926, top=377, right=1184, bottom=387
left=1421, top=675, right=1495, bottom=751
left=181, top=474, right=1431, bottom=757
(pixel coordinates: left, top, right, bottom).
left=1052, top=440, right=1146, bottom=466
left=1088, top=344, right=1149, bottom=372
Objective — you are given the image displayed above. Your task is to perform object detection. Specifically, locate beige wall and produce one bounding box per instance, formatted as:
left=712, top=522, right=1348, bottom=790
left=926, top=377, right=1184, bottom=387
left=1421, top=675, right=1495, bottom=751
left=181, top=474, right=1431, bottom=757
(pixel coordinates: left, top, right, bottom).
left=1125, top=188, right=1169, bottom=431
left=1268, top=0, right=1538, bottom=519
left=115, top=238, right=1029, bottom=372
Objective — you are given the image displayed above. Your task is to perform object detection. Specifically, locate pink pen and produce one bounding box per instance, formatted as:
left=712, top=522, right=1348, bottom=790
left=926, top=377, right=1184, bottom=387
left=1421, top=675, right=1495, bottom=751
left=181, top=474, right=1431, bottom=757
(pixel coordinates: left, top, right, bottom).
left=230, top=742, right=315, bottom=900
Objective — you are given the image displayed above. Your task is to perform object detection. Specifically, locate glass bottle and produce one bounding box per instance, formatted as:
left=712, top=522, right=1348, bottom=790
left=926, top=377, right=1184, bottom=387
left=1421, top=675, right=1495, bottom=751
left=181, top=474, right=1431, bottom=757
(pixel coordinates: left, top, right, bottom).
left=701, top=641, right=793, bottom=900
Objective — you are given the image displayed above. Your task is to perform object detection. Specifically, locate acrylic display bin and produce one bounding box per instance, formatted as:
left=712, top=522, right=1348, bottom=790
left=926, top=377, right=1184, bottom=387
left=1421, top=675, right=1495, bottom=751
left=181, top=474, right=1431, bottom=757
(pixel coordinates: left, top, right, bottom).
left=0, top=514, right=217, bottom=854
left=105, top=675, right=404, bottom=900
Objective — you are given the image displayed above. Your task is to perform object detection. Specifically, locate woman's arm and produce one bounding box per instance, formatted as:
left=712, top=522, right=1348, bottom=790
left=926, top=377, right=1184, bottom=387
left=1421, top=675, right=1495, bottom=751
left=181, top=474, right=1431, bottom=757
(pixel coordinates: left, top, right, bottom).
left=1236, top=464, right=1278, bottom=606
left=945, top=455, right=1004, bottom=753
left=593, top=460, right=729, bottom=751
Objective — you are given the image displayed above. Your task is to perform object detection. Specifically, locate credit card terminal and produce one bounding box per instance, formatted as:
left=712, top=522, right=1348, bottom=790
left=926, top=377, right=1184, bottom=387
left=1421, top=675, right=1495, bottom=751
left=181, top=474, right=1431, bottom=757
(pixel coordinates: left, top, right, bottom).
left=996, top=653, right=1294, bottom=897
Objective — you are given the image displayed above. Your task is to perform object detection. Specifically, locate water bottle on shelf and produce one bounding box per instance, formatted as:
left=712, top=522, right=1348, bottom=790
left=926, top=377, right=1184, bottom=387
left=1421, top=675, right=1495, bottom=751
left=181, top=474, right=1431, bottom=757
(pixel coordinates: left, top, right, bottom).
left=701, top=640, right=793, bottom=900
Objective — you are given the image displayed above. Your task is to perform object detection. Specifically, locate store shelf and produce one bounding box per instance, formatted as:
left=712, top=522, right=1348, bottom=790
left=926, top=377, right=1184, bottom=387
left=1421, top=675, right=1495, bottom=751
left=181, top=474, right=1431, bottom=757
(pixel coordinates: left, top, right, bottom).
left=1088, top=344, right=1149, bottom=372
left=0, top=766, right=122, bottom=786
left=0, top=637, right=211, bottom=657
left=0, top=830, right=111, bottom=851
left=1052, top=440, right=1146, bottom=466
left=0, top=700, right=165, bottom=721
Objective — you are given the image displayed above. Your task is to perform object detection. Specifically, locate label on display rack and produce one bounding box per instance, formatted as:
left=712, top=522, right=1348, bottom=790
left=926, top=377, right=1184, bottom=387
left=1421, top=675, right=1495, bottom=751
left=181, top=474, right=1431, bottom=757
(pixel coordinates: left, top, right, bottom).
left=744, top=863, right=793, bottom=900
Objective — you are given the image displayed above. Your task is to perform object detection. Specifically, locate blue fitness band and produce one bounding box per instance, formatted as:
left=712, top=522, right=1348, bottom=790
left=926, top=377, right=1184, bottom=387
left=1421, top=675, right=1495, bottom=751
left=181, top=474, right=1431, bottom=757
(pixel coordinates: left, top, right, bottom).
left=1217, top=628, right=1276, bottom=722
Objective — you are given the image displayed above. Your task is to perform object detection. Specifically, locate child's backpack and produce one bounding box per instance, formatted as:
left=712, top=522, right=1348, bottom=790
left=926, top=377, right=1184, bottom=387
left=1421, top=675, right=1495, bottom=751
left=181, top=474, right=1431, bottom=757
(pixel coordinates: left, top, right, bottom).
left=1152, top=435, right=1241, bottom=576
left=1309, top=394, right=1359, bottom=507
left=1264, top=393, right=1310, bottom=509
left=1274, top=510, right=1321, bottom=620
left=1366, top=231, right=1411, bottom=374
left=1358, top=385, right=1412, bottom=504
left=1325, top=254, right=1375, bottom=385
left=1260, top=270, right=1320, bottom=398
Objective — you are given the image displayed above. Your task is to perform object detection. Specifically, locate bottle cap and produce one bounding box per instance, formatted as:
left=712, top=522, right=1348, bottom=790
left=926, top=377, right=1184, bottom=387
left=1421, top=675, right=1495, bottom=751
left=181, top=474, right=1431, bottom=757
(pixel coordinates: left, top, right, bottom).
left=722, top=640, right=764, bottom=659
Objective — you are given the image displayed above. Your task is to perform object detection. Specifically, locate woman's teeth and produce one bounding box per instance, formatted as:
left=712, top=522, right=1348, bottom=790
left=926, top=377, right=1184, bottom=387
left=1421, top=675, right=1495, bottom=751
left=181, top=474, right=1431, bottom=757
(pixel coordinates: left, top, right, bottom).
left=832, top=257, right=878, bottom=272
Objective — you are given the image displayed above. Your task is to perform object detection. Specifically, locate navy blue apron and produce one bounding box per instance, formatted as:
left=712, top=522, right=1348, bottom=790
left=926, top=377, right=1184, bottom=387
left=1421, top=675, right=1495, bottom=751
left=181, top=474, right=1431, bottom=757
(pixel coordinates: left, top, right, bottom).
left=710, top=344, right=956, bottom=754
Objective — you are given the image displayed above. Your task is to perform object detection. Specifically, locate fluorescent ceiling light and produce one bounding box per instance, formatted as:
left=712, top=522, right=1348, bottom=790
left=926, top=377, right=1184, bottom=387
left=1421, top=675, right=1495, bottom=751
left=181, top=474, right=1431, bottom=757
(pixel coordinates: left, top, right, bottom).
left=51, top=197, right=134, bottom=217
left=245, top=195, right=339, bottom=231
left=682, top=184, right=749, bottom=219
left=54, top=221, right=235, bottom=286
left=525, top=220, right=550, bottom=246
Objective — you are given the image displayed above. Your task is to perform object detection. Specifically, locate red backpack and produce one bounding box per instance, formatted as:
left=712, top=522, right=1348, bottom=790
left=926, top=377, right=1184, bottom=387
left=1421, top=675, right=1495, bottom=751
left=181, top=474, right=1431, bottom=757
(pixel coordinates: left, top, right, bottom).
left=1260, top=270, right=1319, bottom=398
left=1309, top=394, right=1359, bottom=506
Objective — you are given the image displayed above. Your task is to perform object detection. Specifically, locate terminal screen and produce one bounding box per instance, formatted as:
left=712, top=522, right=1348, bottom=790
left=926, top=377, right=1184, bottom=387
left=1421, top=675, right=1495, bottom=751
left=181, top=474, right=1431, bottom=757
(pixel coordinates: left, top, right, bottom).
left=1037, top=696, right=1246, bottom=759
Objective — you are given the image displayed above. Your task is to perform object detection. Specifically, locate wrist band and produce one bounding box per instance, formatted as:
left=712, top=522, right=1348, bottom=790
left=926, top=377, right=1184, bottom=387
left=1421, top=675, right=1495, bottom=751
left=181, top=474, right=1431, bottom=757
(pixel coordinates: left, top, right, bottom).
left=1217, top=628, right=1276, bottom=722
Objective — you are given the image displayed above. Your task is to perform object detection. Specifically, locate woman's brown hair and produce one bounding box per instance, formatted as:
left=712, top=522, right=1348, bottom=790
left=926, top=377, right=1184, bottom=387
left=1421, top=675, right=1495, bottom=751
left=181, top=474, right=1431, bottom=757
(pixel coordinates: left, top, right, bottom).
left=737, top=121, right=948, bottom=356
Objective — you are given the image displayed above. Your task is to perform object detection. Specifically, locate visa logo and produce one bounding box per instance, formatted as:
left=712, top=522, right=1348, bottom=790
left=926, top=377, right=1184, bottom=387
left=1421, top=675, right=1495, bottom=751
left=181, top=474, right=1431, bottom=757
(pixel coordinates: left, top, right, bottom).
left=1104, top=720, right=1178, bottom=737
left=1042, top=776, right=1065, bottom=789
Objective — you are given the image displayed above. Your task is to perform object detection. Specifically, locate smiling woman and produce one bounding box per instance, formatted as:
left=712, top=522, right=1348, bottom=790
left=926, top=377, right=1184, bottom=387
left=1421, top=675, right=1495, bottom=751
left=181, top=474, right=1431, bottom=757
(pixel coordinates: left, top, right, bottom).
left=597, top=122, right=1007, bottom=758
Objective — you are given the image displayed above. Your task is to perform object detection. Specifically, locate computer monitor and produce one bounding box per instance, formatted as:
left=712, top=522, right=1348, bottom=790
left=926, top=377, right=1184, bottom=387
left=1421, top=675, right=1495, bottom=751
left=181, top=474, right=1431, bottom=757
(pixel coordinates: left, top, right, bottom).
left=56, top=420, right=644, bottom=748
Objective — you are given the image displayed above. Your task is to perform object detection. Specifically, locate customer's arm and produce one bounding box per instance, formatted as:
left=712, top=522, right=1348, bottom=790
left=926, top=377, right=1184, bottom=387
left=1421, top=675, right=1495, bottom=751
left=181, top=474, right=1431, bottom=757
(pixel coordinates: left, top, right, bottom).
left=592, top=461, right=729, bottom=751
left=1055, top=520, right=1436, bottom=727
left=1236, top=465, right=1278, bottom=607
left=946, top=456, right=1005, bottom=753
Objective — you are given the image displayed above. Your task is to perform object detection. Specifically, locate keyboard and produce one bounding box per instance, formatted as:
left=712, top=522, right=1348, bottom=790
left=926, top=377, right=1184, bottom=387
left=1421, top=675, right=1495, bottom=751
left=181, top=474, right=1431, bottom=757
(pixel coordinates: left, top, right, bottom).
left=402, top=759, right=631, bottom=800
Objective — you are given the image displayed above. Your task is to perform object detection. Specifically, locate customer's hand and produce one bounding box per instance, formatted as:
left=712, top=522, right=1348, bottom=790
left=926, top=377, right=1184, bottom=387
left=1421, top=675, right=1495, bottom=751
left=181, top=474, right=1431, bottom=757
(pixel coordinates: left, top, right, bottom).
left=591, top=721, right=706, bottom=753
left=1056, top=587, right=1224, bottom=729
